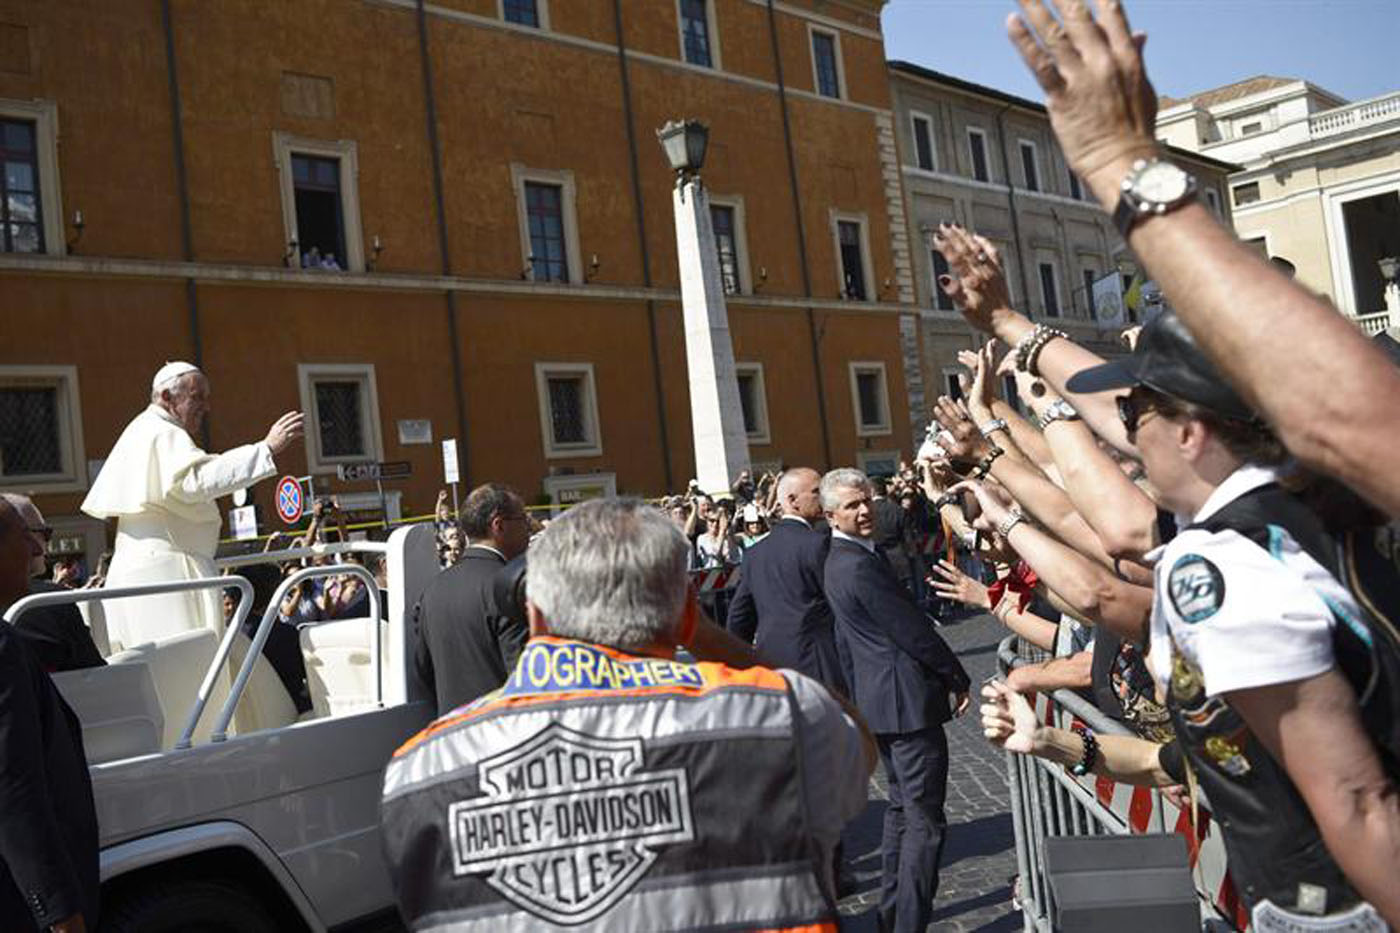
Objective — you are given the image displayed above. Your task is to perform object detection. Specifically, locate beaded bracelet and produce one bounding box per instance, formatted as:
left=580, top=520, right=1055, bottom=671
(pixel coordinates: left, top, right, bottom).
left=1026, top=326, right=1069, bottom=377
left=1011, top=328, right=1041, bottom=372
left=971, top=446, right=1003, bottom=480
left=1070, top=725, right=1098, bottom=776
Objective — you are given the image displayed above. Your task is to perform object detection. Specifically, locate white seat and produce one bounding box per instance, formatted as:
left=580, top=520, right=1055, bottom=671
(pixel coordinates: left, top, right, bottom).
left=52, top=662, right=163, bottom=764
left=300, top=617, right=391, bottom=719
left=108, top=629, right=298, bottom=748
left=108, top=629, right=229, bottom=748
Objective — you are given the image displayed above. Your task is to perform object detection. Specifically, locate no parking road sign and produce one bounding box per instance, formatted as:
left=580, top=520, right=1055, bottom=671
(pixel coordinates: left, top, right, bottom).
left=276, top=475, right=304, bottom=525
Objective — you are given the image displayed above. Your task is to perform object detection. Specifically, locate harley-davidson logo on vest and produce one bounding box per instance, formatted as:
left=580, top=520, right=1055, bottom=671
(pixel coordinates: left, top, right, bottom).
left=448, top=722, right=695, bottom=925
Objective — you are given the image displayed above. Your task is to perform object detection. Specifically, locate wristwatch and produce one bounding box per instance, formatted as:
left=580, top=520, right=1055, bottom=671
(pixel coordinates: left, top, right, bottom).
left=1037, top=398, right=1080, bottom=429
left=1111, top=158, right=1198, bottom=238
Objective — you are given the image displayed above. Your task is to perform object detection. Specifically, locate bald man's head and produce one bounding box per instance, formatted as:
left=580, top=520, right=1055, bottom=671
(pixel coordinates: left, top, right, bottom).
left=0, top=496, right=40, bottom=606
left=776, top=468, right=823, bottom=521
left=0, top=494, right=45, bottom=578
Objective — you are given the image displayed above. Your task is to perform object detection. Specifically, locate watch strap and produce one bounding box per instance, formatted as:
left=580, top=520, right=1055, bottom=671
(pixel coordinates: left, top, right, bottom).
left=1112, top=192, right=1140, bottom=239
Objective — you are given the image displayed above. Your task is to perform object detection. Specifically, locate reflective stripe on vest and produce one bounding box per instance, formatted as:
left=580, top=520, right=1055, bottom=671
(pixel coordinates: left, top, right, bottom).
left=383, top=637, right=836, bottom=932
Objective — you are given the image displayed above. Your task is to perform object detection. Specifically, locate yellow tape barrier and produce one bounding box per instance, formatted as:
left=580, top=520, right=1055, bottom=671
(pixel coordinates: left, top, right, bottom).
left=218, top=496, right=696, bottom=546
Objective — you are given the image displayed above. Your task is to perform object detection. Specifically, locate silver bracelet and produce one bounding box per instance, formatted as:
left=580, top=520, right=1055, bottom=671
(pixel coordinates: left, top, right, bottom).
left=996, top=507, right=1026, bottom=538
left=978, top=417, right=1008, bottom=439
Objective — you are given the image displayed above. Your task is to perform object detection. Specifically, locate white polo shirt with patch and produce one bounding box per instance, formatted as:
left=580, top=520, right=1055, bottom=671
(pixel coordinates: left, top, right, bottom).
left=1146, top=464, right=1362, bottom=699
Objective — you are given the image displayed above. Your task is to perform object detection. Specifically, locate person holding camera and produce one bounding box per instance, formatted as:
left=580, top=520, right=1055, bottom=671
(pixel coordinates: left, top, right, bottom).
left=382, top=498, right=875, bottom=931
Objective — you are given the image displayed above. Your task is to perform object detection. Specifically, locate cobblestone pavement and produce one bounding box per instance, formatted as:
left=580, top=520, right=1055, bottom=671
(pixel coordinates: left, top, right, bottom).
left=838, top=611, right=1021, bottom=933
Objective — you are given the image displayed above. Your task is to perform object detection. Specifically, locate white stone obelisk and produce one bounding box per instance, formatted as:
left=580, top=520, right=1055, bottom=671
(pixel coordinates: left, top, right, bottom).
left=672, top=176, right=751, bottom=495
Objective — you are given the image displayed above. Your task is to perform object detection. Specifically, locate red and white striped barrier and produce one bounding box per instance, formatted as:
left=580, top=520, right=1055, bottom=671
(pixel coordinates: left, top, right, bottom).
left=690, top=566, right=741, bottom=593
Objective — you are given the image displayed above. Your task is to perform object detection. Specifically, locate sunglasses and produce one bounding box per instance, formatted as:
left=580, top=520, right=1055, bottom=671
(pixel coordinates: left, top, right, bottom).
left=1117, top=388, right=1178, bottom=438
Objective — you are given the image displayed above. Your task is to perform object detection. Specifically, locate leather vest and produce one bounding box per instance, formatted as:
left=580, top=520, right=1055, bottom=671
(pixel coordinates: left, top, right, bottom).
left=1166, top=484, right=1400, bottom=915
left=382, top=636, right=837, bottom=932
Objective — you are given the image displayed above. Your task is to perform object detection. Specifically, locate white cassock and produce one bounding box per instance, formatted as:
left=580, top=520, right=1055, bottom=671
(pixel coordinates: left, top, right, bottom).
left=82, top=404, right=276, bottom=651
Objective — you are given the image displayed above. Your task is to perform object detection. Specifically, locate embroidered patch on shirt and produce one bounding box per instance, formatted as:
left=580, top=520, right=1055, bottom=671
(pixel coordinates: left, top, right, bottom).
left=1168, top=553, right=1226, bottom=623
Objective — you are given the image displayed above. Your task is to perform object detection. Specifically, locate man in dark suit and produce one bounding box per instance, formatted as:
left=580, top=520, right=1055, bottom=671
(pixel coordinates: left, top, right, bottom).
left=413, top=483, right=532, bottom=715
left=870, top=478, right=913, bottom=592
left=2, top=496, right=104, bottom=673
left=0, top=498, right=98, bottom=933
left=822, top=468, right=970, bottom=933
left=726, top=468, right=845, bottom=692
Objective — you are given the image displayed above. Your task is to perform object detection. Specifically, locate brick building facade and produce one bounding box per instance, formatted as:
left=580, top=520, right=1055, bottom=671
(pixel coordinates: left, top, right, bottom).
left=0, top=0, right=922, bottom=561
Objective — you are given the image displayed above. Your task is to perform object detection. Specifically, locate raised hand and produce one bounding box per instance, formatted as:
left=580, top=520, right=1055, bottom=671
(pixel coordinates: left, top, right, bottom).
left=933, top=225, right=1014, bottom=334
left=1005, top=0, right=1158, bottom=197
left=929, top=558, right=992, bottom=610
left=920, top=459, right=955, bottom=499
left=264, top=411, right=305, bottom=456
left=980, top=679, right=1040, bottom=754
left=930, top=396, right=992, bottom=464
left=967, top=342, right=1002, bottom=422
left=950, top=479, right=1014, bottom=532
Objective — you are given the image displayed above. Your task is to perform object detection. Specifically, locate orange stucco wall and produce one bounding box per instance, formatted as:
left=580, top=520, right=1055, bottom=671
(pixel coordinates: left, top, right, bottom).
left=1, top=0, right=911, bottom=545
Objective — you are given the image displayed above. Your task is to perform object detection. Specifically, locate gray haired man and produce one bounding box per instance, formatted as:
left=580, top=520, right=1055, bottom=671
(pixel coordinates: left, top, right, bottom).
left=823, top=468, right=969, bottom=933
left=382, top=498, right=875, bottom=931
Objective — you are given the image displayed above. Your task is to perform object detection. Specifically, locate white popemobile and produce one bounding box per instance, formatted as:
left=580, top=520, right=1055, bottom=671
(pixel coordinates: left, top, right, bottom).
left=3, top=525, right=440, bottom=932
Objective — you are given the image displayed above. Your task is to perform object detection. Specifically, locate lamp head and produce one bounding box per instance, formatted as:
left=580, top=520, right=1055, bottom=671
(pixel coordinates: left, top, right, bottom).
left=657, top=119, right=709, bottom=179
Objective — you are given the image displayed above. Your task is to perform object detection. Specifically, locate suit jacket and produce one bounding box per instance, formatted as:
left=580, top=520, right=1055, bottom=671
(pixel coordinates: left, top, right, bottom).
left=0, top=623, right=100, bottom=932
left=12, top=581, right=105, bottom=674
left=825, top=536, right=970, bottom=734
left=726, top=518, right=846, bottom=692
left=872, top=498, right=912, bottom=582
left=413, top=547, right=526, bottom=715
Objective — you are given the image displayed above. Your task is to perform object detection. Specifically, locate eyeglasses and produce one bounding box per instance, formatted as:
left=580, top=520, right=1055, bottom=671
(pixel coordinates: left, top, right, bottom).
left=27, top=525, right=53, bottom=542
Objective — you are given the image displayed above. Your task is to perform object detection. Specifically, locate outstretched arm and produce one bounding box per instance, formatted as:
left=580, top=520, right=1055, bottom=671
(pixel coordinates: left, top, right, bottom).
left=955, top=480, right=1152, bottom=642
left=1005, top=0, right=1400, bottom=517
left=982, top=679, right=1173, bottom=786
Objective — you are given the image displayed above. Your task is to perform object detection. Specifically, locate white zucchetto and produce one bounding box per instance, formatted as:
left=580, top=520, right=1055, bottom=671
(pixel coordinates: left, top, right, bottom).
left=151, top=361, right=201, bottom=392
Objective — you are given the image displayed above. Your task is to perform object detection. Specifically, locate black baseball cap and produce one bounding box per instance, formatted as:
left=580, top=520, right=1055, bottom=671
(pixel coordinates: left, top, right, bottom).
left=1065, top=309, right=1254, bottom=421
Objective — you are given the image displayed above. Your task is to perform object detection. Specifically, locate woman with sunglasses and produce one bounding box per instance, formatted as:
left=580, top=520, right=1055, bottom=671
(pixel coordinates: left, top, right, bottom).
left=987, top=309, right=1400, bottom=930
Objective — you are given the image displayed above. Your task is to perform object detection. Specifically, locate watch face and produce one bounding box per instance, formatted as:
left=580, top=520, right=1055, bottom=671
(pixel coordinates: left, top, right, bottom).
left=1136, top=162, right=1190, bottom=202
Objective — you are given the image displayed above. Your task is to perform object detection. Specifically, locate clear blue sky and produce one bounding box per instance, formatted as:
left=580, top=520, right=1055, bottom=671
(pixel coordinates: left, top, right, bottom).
left=883, top=0, right=1395, bottom=106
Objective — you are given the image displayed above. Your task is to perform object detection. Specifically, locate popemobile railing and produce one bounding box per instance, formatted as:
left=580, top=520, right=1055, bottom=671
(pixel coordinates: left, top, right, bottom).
left=998, top=635, right=1246, bottom=932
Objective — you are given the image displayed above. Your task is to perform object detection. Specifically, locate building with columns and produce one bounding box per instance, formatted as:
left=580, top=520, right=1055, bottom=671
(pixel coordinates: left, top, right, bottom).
left=0, top=0, right=924, bottom=564
left=1156, top=76, right=1400, bottom=333
left=887, top=61, right=1237, bottom=433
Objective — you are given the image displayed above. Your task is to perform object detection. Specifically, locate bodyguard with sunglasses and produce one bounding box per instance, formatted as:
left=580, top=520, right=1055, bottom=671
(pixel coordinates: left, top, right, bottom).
left=1062, top=310, right=1400, bottom=930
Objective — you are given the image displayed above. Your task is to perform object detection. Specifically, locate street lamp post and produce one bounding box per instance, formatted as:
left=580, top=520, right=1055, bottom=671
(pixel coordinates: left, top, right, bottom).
left=658, top=119, right=751, bottom=495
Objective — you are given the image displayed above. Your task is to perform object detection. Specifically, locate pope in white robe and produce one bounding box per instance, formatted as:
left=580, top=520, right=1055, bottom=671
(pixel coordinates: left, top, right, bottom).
left=81, top=362, right=304, bottom=651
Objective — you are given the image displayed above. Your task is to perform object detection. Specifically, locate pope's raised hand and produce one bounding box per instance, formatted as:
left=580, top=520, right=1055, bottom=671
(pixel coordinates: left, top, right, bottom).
left=265, top=411, right=305, bottom=456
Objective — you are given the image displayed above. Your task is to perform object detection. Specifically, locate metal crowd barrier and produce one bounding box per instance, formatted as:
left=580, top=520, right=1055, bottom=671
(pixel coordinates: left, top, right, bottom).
left=997, top=635, right=1243, bottom=932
